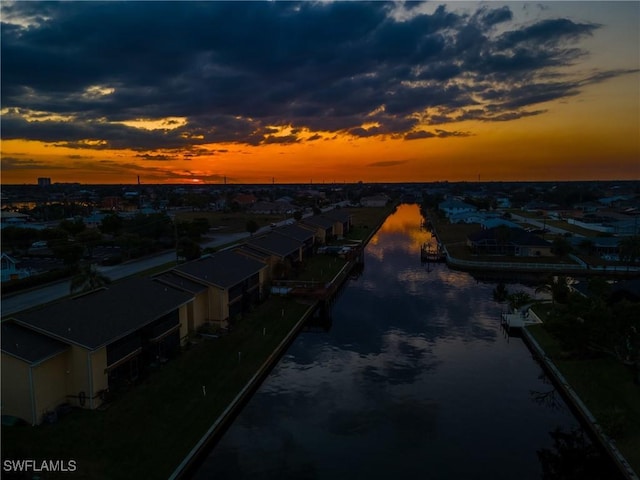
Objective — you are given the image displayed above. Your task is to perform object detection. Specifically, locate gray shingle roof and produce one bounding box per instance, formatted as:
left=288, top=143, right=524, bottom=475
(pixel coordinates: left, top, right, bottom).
left=13, top=277, right=193, bottom=350
left=175, top=249, right=266, bottom=288
left=322, top=210, right=351, bottom=224
left=155, top=272, right=208, bottom=294
left=302, top=215, right=334, bottom=230
left=273, top=224, right=315, bottom=242
left=1, top=321, right=69, bottom=365
left=245, top=232, right=302, bottom=257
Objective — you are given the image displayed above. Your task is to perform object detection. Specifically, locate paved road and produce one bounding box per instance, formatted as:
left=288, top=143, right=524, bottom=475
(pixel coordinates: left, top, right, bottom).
left=510, top=214, right=582, bottom=237
left=1, top=231, right=252, bottom=317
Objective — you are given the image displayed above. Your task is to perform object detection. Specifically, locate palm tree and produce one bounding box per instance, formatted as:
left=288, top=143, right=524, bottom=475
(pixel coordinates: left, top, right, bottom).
left=535, top=276, right=570, bottom=305
left=70, top=263, right=111, bottom=294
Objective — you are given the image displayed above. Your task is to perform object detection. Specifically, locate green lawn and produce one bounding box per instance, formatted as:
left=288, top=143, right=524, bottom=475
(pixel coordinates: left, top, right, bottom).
left=345, top=206, right=396, bottom=241
left=2, top=205, right=396, bottom=479
left=2, top=297, right=311, bottom=480
left=297, top=255, right=348, bottom=282
left=527, top=324, right=640, bottom=474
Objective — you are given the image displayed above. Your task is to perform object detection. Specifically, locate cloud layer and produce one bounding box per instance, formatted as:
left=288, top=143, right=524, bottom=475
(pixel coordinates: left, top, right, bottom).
left=1, top=1, right=624, bottom=153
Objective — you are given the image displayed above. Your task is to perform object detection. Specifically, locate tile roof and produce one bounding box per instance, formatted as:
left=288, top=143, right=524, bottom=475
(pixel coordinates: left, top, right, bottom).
left=13, top=277, right=193, bottom=351
left=1, top=321, right=69, bottom=365
left=175, top=249, right=266, bottom=288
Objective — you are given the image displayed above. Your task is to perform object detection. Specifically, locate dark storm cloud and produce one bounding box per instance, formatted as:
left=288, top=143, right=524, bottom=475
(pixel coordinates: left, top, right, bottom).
left=404, top=129, right=471, bottom=140
left=1, top=157, right=66, bottom=170
left=0, top=1, right=628, bottom=151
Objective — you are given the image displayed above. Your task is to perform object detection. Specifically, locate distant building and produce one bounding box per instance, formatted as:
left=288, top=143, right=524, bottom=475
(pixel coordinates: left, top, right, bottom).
left=438, top=198, right=476, bottom=218
left=360, top=195, right=389, bottom=207
left=37, top=177, right=51, bottom=187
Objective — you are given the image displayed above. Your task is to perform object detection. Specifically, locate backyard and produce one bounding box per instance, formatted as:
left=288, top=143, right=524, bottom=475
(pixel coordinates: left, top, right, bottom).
left=2, top=297, right=312, bottom=479
left=527, top=323, right=640, bottom=475
left=1, top=205, right=396, bottom=479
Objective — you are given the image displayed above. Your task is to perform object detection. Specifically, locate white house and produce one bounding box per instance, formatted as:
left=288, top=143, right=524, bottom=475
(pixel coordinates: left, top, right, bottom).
left=1, top=253, right=31, bottom=282
left=438, top=199, right=477, bottom=218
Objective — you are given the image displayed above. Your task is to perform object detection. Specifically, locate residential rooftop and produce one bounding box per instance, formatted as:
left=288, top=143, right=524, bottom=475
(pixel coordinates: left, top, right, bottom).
left=12, top=277, right=192, bottom=351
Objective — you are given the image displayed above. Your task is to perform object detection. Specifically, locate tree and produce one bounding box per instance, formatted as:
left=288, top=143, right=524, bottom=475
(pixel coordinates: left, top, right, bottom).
left=99, top=214, right=123, bottom=236
left=507, top=291, right=532, bottom=311
left=70, top=263, right=111, bottom=294
left=492, top=282, right=509, bottom=302
left=48, top=238, right=84, bottom=267
left=536, top=276, right=570, bottom=305
left=177, top=237, right=201, bottom=262
left=246, top=220, right=259, bottom=236
left=619, top=235, right=640, bottom=265
left=537, top=427, right=614, bottom=480
left=578, top=239, right=594, bottom=255
left=59, top=218, right=86, bottom=236
left=76, top=229, right=103, bottom=258
left=551, top=237, right=572, bottom=257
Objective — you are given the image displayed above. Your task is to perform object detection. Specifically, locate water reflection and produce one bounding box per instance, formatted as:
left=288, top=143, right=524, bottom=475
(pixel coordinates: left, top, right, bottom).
left=193, top=204, right=619, bottom=480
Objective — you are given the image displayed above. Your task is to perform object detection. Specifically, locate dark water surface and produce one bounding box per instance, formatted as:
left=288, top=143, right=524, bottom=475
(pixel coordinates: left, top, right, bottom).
left=193, top=204, right=617, bottom=480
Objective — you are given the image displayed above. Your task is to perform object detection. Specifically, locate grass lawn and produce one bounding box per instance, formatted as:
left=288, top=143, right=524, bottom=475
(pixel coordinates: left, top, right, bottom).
left=1, top=205, right=395, bottom=478
left=527, top=324, right=640, bottom=474
left=2, top=297, right=311, bottom=480
left=345, top=206, right=396, bottom=241
left=297, top=255, right=348, bottom=283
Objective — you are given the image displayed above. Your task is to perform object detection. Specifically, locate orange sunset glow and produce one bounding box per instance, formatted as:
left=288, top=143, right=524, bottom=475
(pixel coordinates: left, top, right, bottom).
left=1, top=2, right=638, bottom=184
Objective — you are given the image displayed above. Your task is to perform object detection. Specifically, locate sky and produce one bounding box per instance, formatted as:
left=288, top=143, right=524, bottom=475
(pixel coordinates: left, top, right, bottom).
left=1, top=1, right=638, bottom=185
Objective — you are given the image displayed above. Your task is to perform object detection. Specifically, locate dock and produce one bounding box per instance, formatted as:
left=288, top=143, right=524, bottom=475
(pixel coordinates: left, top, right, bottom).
left=500, top=309, right=542, bottom=329
left=421, top=242, right=446, bottom=262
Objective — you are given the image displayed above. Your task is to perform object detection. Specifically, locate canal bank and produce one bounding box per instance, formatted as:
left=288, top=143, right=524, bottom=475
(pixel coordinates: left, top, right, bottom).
left=169, top=301, right=319, bottom=479
left=169, top=206, right=394, bottom=479
left=522, top=327, right=639, bottom=480
left=191, top=203, right=623, bottom=479
left=425, top=210, right=640, bottom=276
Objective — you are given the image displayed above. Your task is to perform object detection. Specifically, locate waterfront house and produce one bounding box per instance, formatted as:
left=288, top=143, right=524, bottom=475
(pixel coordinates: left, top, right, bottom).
left=301, top=215, right=335, bottom=244
left=322, top=210, right=353, bottom=237
left=154, top=271, right=210, bottom=333
left=438, top=198, right=477, bottom=218
left=1, top=321, right=70, bottom=425
left=273, top=223, right=316, bottom=257
left=172, top=250, right=268, bottom=326
left=467, top=226, right=553, bottom=257
left=240, top=232, right=305, bottom=278
left=2, top=278, right=193, bottom=423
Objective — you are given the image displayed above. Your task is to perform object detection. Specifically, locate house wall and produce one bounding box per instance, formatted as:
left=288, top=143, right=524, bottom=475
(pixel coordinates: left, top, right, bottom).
left=1, top=353, right=33, bottom=424
left=191, top=291, right=208, bottom=331
left=33, top=353, right=69, bottom=423
left=68, top=345, right=108, bottom=409
left=179, top=304, right=189, bottom=345
left=520, top=246, right=554, bottom=257
left=208, top=285, right=228, bottom=324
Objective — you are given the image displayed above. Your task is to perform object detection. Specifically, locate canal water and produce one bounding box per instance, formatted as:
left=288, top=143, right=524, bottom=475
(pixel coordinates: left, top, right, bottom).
left=193, top=204, right=619, bottom=479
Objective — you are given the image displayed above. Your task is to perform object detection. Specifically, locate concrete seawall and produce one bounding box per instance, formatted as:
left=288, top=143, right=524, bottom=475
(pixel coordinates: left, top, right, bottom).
left=522, top=327, right=639, bottom=480
left=169, top=207, right=394, bottom=479
left=169, top=301, right=318, bottom=480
